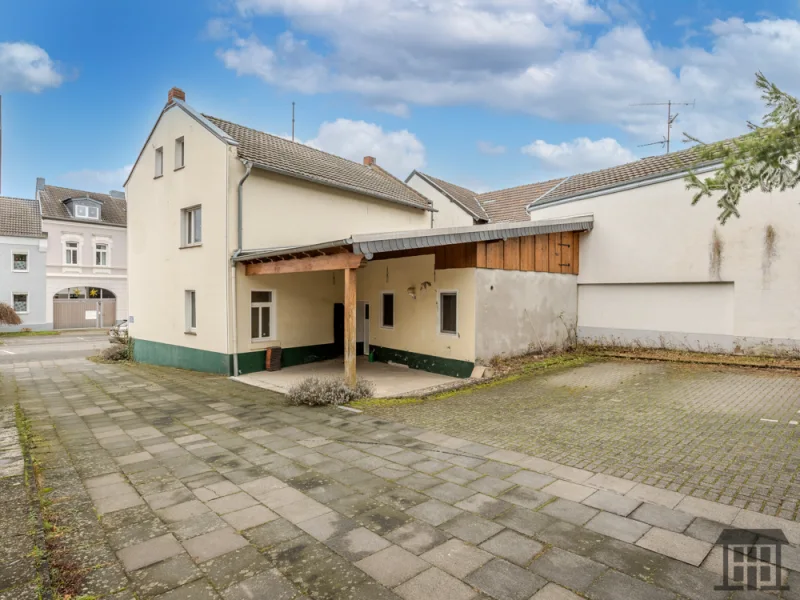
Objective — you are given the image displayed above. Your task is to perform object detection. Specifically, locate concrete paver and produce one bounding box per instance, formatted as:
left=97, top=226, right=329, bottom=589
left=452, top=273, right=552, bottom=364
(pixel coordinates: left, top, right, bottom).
left=8, top=356, right=800, bottom=600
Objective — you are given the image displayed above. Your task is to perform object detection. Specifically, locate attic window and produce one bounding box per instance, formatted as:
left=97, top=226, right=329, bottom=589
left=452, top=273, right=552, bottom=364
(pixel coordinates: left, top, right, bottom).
left=71, top=200, right=100, bottom=220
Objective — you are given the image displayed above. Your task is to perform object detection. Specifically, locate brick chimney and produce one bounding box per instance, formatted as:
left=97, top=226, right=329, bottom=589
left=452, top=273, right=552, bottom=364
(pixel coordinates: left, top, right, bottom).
left=363, top=156, right=376, bottom=167
left=168, top=87, right=186, bottom=103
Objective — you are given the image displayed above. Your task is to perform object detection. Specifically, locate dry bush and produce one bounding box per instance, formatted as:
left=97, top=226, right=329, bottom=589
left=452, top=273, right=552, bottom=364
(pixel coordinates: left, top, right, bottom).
left=287, top=376, right=375, bottom=406
left=0, top=303, right=21, bottom=326
left=100, top=344, right=130, bottom=362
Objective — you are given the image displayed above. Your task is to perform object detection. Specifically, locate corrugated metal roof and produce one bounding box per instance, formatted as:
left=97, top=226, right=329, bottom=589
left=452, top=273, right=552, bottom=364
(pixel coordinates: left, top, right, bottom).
left=234, top=215, right=593, bottom=262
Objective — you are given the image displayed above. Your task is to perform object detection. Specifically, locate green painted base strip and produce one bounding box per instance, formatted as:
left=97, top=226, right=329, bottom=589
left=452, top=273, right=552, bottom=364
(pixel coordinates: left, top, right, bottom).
left=133, top=339, right=232, bottom=375
left=236, top=343, right=342, bottom=375
left=371, top=346, right=474, bottom=378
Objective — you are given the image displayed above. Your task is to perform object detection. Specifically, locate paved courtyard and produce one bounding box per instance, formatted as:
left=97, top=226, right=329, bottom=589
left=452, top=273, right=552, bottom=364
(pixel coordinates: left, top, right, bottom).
left=2, top=356, right=800, bottom=599
left=363, top=360, right=800, bottom=520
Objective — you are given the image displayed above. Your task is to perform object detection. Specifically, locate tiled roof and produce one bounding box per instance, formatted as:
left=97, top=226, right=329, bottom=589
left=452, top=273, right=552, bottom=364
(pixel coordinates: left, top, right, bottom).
left=204, top=115, right=432, bottom=211
left=415, top=172, right=489, bottom=221
left=39, top=185, right=127, bottom=227
left=477, top=178, right=567, bottom=223
left=533, top=145, right=711, bottom=207
left=0, top=196, right=44, bottom=238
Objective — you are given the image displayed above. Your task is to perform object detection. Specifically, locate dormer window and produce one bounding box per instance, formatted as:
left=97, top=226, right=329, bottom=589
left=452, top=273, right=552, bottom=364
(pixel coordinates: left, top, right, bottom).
left=66, top=198, right=102, bottom=220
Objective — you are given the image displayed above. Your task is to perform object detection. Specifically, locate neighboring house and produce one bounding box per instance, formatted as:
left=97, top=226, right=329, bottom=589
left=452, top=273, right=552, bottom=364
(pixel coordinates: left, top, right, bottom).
left=0, top=196, right=48, bottom=330
left=526, top=148, right=800, bottom=353
left=126, top=88, right=587, bottom=378
left=36, top=179, right=128, bottom=329
left=407, top=170, right=566, bottom=224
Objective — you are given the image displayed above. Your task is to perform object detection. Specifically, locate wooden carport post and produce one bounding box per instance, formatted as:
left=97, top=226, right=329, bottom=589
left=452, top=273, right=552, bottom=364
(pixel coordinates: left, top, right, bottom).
left=343, top=267, right=357, bottom=387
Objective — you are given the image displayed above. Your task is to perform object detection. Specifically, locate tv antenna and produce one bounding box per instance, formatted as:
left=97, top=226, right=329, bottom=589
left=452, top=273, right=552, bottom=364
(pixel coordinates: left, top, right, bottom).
left=631, top=100, right=695, bottom=153
left=291, top=101, right=296, bottom=142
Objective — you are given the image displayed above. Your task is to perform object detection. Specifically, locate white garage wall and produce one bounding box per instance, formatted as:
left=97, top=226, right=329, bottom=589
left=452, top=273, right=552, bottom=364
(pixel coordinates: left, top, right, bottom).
left=530, top=170, right=800, bottom=354
left=578, top=283, right=735, bottom=351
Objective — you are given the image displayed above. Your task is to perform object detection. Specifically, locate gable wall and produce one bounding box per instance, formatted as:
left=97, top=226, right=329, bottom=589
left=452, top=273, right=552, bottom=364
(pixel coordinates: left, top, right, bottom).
left=406, top=174, right=476, bottom=228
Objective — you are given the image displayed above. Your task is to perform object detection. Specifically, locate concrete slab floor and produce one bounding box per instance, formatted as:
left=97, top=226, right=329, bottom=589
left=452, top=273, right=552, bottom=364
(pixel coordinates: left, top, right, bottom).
left=233, top=357, right=462, bottom=398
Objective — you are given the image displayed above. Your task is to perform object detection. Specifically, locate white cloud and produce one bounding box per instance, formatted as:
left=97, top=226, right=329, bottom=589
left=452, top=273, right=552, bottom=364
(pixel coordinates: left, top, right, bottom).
left=306, top=119, right=425, bottom=176
left=522, top=137, right=636, bottom=173
left=60, top=165, right=133, bottom=192
left=373, top=102, right=410, bottom=118
left=477, top=141, right=507, bottom=155
left=0, top=42, right=64, bottom=92
left=214, top=3, right=800, bottom=146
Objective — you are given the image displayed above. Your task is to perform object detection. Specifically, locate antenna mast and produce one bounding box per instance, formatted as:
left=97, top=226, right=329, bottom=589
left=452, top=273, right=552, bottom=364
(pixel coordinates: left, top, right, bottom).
left=292, top=101, right=295, bottom=142
left=0, top=95, right=3, bottom=194
left=631, top=100, right=695, bottom=153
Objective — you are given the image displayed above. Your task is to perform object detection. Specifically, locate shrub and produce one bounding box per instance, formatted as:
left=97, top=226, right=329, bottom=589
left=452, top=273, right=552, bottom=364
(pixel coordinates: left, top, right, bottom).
left=0, top=303, right=21, bottom=326
left=100, top=344, right=129, bottom=362
left=287, top=376, right=375, bottom=406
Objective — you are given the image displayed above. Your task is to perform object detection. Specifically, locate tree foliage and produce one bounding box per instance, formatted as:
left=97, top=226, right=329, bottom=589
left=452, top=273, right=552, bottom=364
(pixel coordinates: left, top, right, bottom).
left=685, top=72, right=800, bottom=224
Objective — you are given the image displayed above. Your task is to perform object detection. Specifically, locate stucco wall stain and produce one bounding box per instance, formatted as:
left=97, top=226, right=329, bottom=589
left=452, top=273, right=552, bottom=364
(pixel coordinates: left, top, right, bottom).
left=709, top=228, right=724, bottom=280
left=762, top=224, right=778, bottom=289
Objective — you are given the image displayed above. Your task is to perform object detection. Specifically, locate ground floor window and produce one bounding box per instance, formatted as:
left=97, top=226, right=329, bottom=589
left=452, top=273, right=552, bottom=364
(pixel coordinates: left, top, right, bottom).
left=251, top=290, right=274, bottom=340
left=381, top=292, right=394, bottom=328
left=13, top=293, right=29, bottom=314
left=185, top=290, right=196, bottom=333
left=440, top=291, right=457, bottom=335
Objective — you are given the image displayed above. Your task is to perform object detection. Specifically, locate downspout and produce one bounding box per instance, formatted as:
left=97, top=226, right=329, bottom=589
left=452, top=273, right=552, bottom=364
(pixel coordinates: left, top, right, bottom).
left=231, top=161, right=253, bottom=377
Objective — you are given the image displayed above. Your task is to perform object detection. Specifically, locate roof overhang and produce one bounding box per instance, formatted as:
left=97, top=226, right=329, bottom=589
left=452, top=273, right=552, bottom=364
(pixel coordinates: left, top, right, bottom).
left=526, top=161, right=722, bottom=213
left=249, top=161, right=437, bottom=213
left=406, top=171, right=487, bottom=221
left=234, top=215, right=593, bottom=264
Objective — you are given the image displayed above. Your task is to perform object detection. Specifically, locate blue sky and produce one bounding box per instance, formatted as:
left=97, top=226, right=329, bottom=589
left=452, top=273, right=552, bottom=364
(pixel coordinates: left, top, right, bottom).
left=1, top=0, right=799, bottom=199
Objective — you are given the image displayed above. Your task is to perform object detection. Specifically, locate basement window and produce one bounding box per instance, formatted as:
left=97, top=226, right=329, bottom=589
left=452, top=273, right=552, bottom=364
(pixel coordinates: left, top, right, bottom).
left=439, top=291, right=458, bottom=335
left=250, top=290, right=275, bottom=341
left=381, top=292, right=394, bottom=328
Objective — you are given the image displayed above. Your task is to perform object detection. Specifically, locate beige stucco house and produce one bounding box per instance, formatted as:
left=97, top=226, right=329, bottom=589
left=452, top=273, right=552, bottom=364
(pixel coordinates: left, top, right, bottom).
left=125, top=88, right=586, bottom=378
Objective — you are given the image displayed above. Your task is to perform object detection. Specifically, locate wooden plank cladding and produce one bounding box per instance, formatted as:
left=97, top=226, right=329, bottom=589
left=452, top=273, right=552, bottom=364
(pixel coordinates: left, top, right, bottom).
left=434, top=233, right=580, bottom=274
left=368, top=233, right=581, bottom=274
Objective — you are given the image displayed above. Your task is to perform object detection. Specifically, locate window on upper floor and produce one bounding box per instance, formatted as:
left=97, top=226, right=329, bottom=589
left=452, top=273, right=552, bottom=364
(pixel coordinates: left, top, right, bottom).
left=95, top=243, right=108, bottom=267
left=175, top=137, right=185, bottom=169
left=12, top=251, right=28, bottom=272
left=155, top=146, right=164, bottom=177
left=73, top=202, right=100, bottom=220
left=65, top=241, right=79, bottom=265
left=181, top=206, right=202, bottom=246
left=12, top=293, right=28, bottom=314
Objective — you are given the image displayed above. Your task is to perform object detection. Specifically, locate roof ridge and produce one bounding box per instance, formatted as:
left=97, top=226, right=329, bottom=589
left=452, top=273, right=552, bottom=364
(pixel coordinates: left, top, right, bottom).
left=203, top=113, right=379, bottom=174
left=43, top=184, right=119, bottom=199
left=475, top=176, right=566, bottom=200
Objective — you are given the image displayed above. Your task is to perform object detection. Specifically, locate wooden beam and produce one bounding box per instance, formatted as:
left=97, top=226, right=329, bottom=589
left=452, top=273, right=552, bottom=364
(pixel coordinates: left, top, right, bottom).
left=343, top=267, right=357, bottom=388
left=245, top=252, right=364, bottom=276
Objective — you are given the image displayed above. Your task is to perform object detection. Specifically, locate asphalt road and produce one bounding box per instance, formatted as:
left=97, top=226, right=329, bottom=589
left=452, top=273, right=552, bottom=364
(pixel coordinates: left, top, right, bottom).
left=0, top=331, right=112, bottom=363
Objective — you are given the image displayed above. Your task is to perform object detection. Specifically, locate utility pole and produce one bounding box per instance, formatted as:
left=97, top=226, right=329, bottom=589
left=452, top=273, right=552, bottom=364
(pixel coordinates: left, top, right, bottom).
left=291, top=102, right=295, bottom=142
left=632, top=100, right=695, bottom=153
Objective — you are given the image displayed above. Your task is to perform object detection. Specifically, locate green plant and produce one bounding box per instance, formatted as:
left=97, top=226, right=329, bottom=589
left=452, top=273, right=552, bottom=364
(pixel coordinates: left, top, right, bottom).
left=287, top=376, right=375, bottom=406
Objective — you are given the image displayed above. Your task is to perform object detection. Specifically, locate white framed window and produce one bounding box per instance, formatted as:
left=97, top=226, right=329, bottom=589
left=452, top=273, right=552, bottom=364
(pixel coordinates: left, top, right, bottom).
left=65, top=241, right=79, bottom=265
left=74, top=203, right=100, bottom=219
left=95, top=243, right=108, bottom=266
left=439, top=291, right=458, bottom=335
left=12, top=251, right=28, bottom=272
left=181, top=206, right=202, bottom=246
left=250, top=290, right=275, bottom=341
left=381, top=292, right=394, bottom=329
left=155, top=146, right=164, bottom=177
left=175, top=137, right=185, bottom=169
left=12, top=293, right=28, bottom=314
left=185, top=290, right=196, bottom=333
